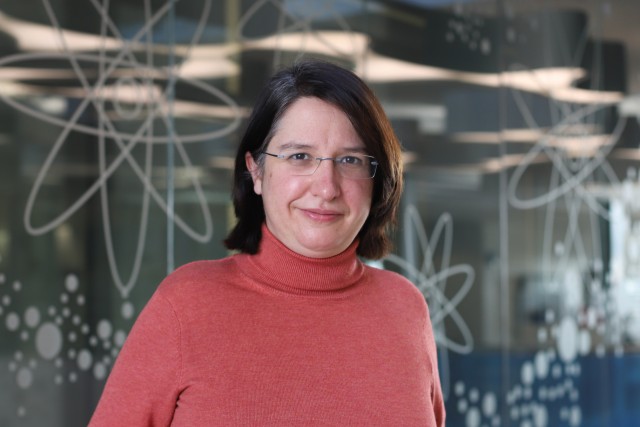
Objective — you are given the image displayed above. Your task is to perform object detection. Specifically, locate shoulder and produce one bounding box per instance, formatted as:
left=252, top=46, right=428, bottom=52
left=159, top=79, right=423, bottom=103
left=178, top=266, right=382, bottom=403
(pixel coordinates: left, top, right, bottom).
left=364, top=263, right=420, bottom=291
left=361, top=264, right=433, bottom=333
left=154, top=256, right=240, bottom=304
left=363, top=263, right=427, bottom=306
left=167, top=257, right=236, bottom=281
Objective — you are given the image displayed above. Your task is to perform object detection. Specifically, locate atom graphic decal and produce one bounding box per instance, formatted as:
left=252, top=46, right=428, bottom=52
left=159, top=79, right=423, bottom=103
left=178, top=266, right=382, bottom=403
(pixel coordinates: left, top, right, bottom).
left=237, top=0, right=366, bottom=64
left=505, top=61, right=630, bottom=353
left=0, top=0, right=241, bottom=297
left=497, top=7, right=638, bottom=425
left=383, top=204, right=475, bottom=399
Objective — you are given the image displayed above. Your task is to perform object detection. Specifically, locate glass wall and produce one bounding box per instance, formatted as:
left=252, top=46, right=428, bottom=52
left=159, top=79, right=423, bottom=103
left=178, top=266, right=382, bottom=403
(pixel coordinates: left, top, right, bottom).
left=0, top=1, right=638, bottom=425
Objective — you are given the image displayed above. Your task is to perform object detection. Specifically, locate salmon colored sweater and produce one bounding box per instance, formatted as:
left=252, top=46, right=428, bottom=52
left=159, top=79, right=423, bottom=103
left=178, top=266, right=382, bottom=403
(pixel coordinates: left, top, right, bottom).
left=89, top=227, right=445, bottom=426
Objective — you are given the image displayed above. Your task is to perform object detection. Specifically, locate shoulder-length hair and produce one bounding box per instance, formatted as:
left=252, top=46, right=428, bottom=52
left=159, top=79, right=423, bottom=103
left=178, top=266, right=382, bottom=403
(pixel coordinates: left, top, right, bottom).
left=224, top=59, right=403, bottom=259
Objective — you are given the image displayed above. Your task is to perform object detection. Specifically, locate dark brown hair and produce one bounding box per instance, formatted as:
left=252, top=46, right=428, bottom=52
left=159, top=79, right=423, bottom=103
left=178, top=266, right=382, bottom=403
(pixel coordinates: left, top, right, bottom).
left=224, top=59, right=403, bottom=259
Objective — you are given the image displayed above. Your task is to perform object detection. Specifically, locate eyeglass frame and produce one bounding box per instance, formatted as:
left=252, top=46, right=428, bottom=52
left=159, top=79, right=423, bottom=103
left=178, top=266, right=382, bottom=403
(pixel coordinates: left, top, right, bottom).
left=261, top=150, right=378, bottom=179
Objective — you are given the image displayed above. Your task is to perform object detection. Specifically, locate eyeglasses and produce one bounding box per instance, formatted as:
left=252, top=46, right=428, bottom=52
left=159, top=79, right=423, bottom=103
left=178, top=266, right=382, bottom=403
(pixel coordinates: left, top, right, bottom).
left=262, top=151, right=378, bottom=179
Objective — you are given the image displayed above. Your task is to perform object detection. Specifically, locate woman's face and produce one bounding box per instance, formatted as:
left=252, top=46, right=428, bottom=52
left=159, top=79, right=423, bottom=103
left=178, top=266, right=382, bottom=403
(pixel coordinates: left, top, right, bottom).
left=246, top=97, right=373, bottom=258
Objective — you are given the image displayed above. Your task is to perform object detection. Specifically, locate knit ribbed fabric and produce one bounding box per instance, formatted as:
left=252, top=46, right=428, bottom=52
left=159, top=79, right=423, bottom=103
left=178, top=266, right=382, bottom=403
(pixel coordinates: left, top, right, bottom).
left=240, top=226, right=365, bottom=296
left=89, top=226, right=445, bottom=426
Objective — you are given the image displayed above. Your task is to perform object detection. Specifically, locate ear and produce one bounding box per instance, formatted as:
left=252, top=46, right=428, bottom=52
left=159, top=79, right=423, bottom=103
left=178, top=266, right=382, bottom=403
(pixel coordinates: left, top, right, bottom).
left=245, top=151, right=263, bottom=195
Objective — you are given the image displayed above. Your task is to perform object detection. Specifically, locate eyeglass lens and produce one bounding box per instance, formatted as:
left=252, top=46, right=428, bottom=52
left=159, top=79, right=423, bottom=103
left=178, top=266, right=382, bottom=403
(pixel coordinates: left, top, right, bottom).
left=263, top=152, right=377, bottom=179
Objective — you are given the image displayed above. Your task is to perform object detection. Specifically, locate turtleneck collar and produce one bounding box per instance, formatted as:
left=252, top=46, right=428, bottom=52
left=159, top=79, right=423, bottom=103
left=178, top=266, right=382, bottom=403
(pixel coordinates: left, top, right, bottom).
left=235, top=225, right=366, bottom=297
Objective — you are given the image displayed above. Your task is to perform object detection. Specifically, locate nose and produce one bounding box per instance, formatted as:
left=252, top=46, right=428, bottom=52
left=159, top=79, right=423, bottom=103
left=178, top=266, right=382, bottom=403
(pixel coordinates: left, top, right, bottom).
left=310, top=159, right=341, bottom=200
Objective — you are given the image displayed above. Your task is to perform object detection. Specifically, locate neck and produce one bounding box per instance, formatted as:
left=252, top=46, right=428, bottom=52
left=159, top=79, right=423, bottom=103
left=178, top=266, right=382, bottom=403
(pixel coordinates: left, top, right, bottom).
left=236, top=225, right=365, bottom=297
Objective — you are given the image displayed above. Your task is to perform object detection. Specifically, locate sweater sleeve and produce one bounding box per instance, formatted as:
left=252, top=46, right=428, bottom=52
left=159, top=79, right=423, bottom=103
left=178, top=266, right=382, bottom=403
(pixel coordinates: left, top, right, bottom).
left=88, top=289, right=182, bottom=427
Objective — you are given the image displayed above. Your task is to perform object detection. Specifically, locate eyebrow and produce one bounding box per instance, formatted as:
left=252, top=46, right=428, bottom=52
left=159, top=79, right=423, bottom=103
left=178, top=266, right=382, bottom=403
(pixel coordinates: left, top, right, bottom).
left=275, top=141, right=368, bottom=153
left=277, top=142, right=313, bottom=151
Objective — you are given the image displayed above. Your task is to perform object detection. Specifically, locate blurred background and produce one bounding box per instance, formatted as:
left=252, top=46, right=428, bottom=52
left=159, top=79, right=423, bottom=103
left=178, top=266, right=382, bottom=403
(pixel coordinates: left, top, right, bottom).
left=0, top=0, right=639, bottom=425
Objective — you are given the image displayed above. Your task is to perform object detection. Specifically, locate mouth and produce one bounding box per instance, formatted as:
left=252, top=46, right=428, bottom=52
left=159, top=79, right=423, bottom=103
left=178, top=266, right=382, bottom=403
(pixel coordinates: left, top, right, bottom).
left=301, top=208, right=342, bottom=222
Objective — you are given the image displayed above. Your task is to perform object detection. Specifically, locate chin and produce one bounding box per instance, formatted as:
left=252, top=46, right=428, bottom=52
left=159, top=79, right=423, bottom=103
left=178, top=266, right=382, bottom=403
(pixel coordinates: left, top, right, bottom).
left=305, top=244, right=347, bottom=258
left=297, top=229, right=355, bottom=254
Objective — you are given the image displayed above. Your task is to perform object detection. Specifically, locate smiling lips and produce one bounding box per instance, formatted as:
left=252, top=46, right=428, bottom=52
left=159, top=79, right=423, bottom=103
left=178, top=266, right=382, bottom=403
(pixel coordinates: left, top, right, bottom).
left=301, top=208, right=343, bottom=222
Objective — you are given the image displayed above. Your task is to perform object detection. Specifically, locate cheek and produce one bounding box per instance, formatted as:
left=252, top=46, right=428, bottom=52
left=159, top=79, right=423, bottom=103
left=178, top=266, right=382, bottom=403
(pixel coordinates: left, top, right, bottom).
left=262, top=173, right=300, bottom=208
left=341, top=186, right=373, bottom=220
left=352, top=182, right=373, bottom=206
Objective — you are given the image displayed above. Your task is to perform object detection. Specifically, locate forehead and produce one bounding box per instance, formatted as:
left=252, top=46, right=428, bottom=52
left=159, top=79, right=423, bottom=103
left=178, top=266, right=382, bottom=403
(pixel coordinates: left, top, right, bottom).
left=269, top=97, right=365, bottom=151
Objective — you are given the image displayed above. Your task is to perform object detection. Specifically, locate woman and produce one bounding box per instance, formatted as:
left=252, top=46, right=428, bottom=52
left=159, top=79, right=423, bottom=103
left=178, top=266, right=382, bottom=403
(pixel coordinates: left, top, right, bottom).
left=89, top=59, right=445, bottom=426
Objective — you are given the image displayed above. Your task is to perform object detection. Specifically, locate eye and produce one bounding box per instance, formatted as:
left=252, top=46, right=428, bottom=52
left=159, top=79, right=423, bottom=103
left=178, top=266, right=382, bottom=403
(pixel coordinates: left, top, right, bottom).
left=339, top=155, right=363, bottom=166
left=286, top=152, right=312, bottom=161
